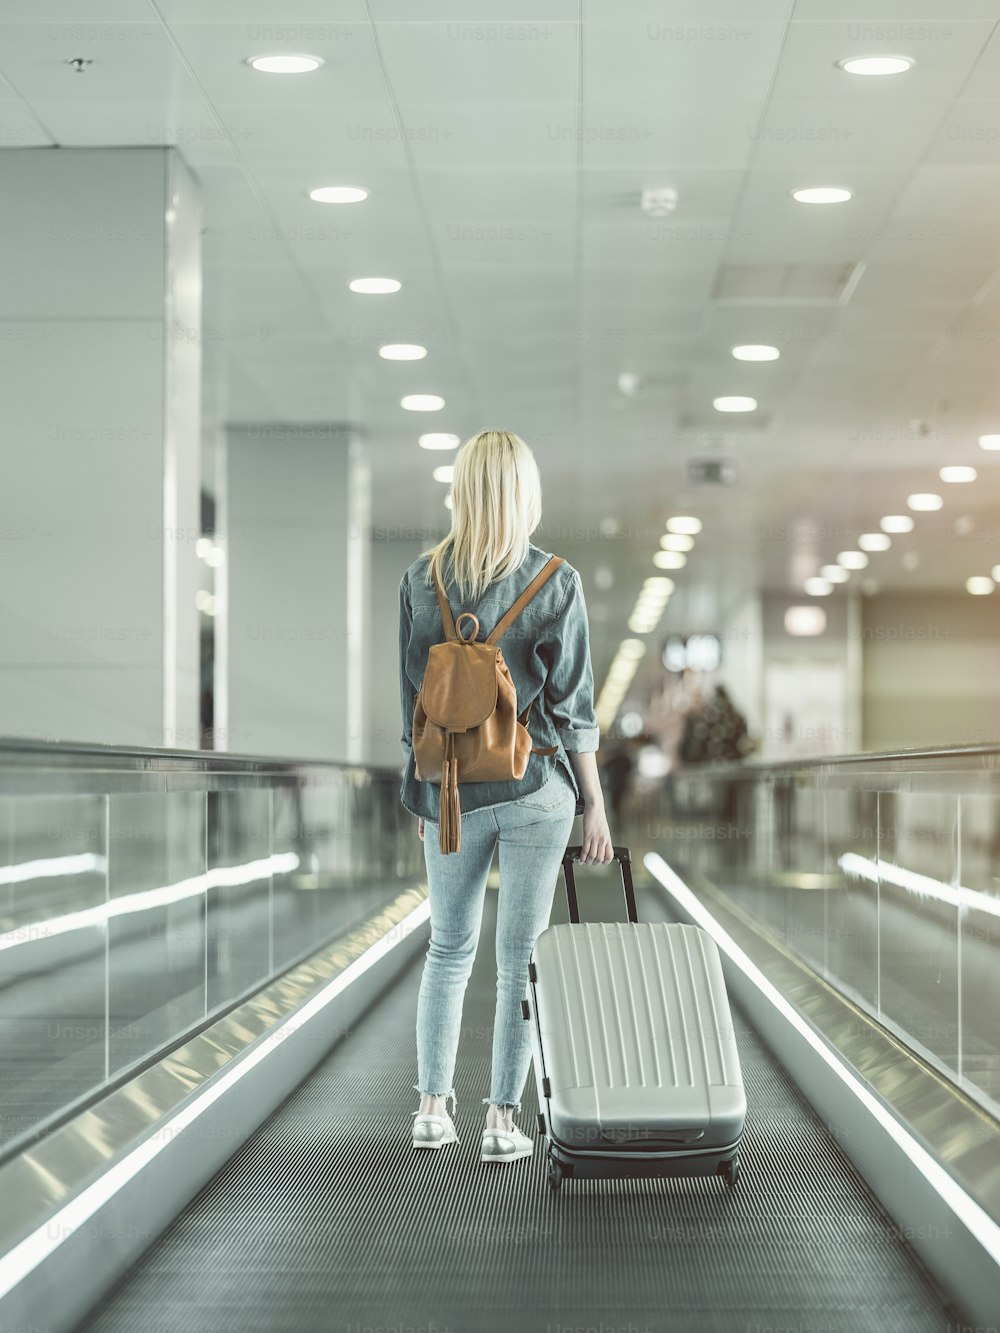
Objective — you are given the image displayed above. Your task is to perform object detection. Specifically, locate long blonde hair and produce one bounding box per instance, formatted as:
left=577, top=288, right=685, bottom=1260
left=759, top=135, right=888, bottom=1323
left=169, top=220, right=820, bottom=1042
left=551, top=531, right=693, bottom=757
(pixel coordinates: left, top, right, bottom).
left=423, top=430, right=543, bottom=604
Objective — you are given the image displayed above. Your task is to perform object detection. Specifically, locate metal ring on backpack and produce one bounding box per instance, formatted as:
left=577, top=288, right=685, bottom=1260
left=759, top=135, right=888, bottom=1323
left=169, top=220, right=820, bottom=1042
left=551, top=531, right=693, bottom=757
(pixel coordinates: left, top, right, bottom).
left=455, top=612, right=480, bottom=642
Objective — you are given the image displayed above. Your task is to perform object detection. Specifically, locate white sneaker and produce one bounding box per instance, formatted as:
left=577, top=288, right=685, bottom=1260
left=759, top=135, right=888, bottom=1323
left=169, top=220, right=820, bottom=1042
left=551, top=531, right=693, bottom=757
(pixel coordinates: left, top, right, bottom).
left=481, top=1121, right=534, bottom=1163
left=412, top=1110, right=459, bottom=1150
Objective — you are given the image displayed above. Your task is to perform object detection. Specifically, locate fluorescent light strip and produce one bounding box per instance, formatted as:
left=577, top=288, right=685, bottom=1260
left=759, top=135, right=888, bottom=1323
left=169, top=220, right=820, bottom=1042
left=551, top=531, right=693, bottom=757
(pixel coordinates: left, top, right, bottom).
left=839, top=852, right=1000, bottom=922
left=0, top=894, right=431, bottom=1302
left=0, top=853, right=105, bottom=887
left=0, top=854, right=299, bottom=953
left=644, top=852, right=1000, bottom=1267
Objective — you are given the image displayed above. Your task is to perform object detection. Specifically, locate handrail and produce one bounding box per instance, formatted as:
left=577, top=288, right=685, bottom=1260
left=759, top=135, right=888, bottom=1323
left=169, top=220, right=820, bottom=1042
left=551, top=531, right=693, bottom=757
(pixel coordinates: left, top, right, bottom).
left=0, top=734, right=403, bottom=775
left=4, top=734, right=1000, bottom=776
left=673, top=740, right=1000, bottom=777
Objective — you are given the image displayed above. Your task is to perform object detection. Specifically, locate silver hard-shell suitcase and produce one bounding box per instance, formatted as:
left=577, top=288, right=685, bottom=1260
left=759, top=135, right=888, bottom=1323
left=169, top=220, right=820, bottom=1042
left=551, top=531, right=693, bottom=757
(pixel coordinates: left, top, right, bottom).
left=523, top=845, right=745, bottom=1192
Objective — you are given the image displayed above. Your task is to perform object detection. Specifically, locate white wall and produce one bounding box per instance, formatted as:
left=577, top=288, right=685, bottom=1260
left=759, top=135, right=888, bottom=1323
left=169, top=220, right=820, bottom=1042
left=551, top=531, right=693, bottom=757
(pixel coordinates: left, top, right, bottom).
left=862, top=592, right=1000, bottom=749
left=757, top=591, right=860, bottom=757
left=715, top=592, right=764, bottom=736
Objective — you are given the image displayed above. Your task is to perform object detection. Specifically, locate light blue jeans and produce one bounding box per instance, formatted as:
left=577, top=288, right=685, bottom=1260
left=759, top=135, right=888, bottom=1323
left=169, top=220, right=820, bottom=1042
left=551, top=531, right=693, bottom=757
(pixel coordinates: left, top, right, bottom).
left=414, top=760, right=578, bottom=1117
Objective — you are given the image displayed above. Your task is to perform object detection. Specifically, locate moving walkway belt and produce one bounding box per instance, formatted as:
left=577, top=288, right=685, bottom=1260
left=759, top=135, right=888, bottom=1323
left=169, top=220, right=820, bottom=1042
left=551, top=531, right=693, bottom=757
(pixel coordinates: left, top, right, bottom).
left=77, top=885, right=962, bottom=1333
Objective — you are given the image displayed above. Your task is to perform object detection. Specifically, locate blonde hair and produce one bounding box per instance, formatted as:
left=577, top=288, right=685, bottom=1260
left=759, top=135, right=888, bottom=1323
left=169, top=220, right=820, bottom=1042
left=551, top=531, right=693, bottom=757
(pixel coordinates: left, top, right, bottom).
left=423, top=430, right=543, bottom=605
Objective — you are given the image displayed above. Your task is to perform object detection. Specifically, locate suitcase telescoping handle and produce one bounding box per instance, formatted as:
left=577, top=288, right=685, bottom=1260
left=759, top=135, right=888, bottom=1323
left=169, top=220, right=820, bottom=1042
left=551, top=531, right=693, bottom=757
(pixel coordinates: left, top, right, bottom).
left=561, top=845, right=638, bottom=925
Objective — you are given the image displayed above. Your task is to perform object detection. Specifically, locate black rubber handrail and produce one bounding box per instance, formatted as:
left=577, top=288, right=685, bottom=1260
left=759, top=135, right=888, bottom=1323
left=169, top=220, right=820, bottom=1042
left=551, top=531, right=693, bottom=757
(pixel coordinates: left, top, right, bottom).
left=0, top=734, right=404, bottom=775
left=673, top=740, right=1000, bottom=777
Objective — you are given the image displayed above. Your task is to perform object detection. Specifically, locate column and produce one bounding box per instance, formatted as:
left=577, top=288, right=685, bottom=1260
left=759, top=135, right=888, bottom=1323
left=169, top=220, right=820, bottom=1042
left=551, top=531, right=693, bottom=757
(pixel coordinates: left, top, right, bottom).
left=225, top=424, right=370, bottom=760
left=0, top=147, right=201, bottom=747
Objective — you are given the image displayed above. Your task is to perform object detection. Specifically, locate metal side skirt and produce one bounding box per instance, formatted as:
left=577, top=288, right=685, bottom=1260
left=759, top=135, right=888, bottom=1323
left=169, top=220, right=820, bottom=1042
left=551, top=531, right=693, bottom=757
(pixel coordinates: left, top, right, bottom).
left=0, top=885, right=431, bottom=1333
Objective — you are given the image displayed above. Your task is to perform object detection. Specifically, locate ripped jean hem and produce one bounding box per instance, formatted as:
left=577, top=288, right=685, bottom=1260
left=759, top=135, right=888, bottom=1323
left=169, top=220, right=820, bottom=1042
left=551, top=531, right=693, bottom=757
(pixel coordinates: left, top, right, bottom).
left=413, top=1082, right=457, bottom=1117
left=482, top=1096, right=522, bottom=1115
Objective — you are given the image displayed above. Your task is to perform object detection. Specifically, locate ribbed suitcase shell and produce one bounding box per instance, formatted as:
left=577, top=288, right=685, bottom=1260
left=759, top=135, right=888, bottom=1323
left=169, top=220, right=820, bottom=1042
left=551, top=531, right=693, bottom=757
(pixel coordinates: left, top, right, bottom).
left=529, top=921, right=745, bottom=1155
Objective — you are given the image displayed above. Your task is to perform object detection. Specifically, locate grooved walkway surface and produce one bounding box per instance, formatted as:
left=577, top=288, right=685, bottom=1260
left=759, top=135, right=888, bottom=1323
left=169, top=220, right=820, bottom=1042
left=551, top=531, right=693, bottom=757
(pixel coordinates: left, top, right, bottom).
left=78, top=884, right=961, bottom=1333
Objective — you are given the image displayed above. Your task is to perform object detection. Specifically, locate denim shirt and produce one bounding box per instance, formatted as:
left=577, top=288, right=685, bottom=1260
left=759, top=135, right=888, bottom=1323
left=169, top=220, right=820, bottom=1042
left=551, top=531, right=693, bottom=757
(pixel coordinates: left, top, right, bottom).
left=397, top=542, right=600, bottom=821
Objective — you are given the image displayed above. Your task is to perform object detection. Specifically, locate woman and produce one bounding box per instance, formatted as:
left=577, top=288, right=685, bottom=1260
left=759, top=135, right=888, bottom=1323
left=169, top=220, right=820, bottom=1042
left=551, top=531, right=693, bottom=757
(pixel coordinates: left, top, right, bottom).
left=397, top=430, right=613, bottom=1165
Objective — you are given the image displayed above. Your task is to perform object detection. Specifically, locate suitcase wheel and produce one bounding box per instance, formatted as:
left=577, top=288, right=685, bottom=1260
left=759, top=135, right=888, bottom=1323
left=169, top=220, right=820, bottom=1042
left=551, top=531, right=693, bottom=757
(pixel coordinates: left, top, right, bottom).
left=546, top=1149, right=565, bottom=1193
left=718, top=1154, right=740, bottom=1189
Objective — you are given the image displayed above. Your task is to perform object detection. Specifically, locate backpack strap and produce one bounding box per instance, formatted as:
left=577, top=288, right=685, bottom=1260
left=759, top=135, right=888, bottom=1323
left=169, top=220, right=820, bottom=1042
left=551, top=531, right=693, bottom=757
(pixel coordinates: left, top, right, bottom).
left=485, top=555, right=565, bottom=646
left=521, top=696, right=558, bottom=756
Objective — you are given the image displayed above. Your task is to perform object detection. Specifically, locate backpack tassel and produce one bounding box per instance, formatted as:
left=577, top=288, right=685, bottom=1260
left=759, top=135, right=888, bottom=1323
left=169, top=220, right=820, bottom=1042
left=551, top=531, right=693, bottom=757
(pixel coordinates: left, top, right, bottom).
left=439, top=733, right=461, bottom=855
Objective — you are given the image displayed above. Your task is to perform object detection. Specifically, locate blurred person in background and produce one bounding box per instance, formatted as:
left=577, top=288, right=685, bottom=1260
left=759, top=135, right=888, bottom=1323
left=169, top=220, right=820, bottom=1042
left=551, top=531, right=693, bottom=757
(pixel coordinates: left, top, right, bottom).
left=600, top=738, right=635, bottom=823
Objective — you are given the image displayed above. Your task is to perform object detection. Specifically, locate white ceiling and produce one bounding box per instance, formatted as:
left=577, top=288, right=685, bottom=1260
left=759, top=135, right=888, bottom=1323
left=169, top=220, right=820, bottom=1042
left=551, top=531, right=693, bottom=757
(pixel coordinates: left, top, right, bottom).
left=4, top=0, right=1000, bottom=669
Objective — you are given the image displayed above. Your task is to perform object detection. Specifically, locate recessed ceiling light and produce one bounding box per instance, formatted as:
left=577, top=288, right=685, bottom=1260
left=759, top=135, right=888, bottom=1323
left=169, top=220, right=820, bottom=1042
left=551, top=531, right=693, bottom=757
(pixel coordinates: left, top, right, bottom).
left=907, top=492, right=943, bottom=511
left=978, top=434, right=1000, bottom=450
left=247, top=54, right=323, bottom=74
left=617, top=371, right=641, bottom=396
left=732, top=344, right=780, bottom=361
left=992, top=565, right=1000, bottom=581
left=666, top=516, right=702, bottom=535
left=643, top=577, right=675, bottom=593
left=838, top=55, right=912, bottom=76
left=660, top=533, right=695, bottom=552
left=713, top=395, right=757, bottom=412
left=858, top=532, right=891, bottom=551
left=640, top=187, right=678, bottom=217
left=820, top=565, right=850, bottom=583
left=880, top=514, right=914, bottom=533
left=804, top=578, right=833, bottom=596
left=349, top=277, right=401, bottom=294
left=966, top=576, right=994, bottom=595
left=309, top=186, right=367, bottom=204
left=653, top=550, right=687, bottom=569
left=432, top=465, right=454, bottom=483
left=785, top=606, right=827, bottom=636
left=418, top=433, right=460, bottom=450
left=401, top=394, right=444, bottom=411
left=792, top=187, right=852, bottom=204
left=837, top=550, right=869, bottom=569
left=379, top=344, right=426, bottom=360
left=444, top=494, right=452, bottom=510
left=939, top=465, right=977, bottom=483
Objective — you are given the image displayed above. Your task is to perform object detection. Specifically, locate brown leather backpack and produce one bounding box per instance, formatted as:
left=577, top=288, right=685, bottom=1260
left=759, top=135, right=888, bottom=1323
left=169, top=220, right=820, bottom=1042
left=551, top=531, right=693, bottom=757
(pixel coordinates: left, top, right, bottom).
left=413, top=554, right=565, bottom=854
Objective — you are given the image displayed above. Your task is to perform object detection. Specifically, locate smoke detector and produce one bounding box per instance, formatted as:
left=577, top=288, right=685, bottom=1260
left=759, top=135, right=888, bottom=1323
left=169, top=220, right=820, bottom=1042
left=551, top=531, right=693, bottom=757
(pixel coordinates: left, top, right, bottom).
left=641, top=187, right=678, bottom=217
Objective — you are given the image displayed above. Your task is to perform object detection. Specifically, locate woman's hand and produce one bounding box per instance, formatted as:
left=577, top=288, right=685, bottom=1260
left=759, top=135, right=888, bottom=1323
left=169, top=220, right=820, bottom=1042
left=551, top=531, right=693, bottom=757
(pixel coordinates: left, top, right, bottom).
left=418, top=817, right=425, bottom=841
left=580, top=801, right=614, bottom=864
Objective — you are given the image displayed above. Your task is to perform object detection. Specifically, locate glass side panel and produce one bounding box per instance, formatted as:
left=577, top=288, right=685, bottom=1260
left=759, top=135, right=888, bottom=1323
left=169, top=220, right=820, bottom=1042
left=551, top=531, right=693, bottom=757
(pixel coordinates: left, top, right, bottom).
left=0, top=793, right=107, bottom=1149
left=664, top=754, right=1000, bottom=1120
left=108, top=789, right=207, bottom=1075
left=0, top=751, right=423, bottom=1158
left=957, top=792, right=1000, bottom=1111
left=206, top=787, right=272, bottom=1012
